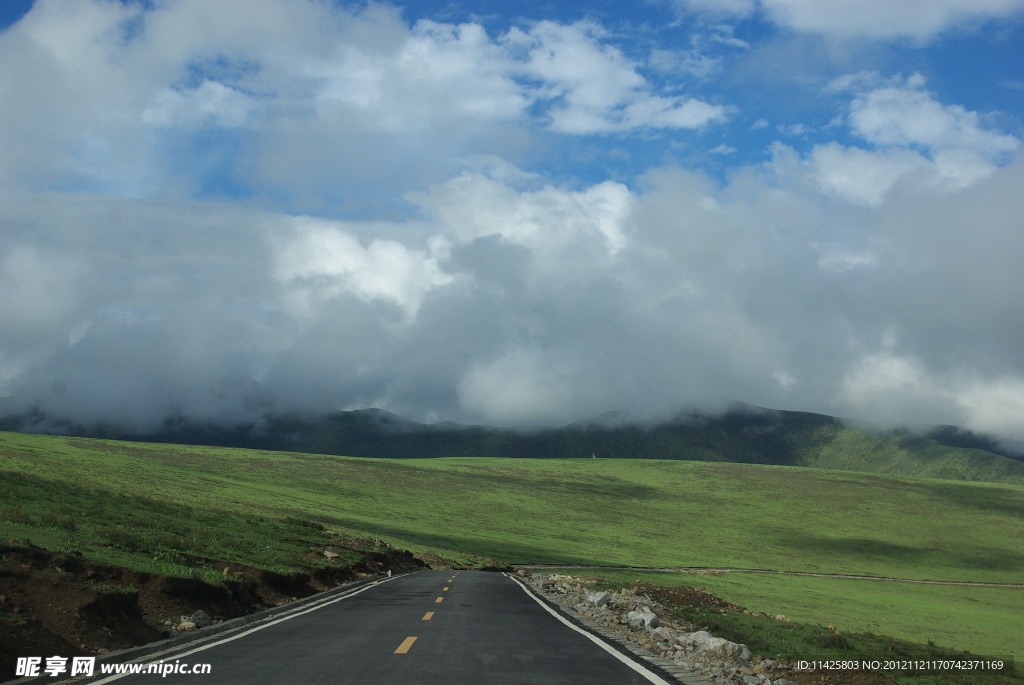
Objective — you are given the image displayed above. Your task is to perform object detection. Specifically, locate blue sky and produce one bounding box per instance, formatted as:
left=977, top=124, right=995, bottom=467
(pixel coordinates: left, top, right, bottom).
left=1, top=0, right=1023, bottom=448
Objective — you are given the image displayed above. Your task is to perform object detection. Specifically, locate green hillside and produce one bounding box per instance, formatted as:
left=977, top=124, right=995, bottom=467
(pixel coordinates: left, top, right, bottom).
left=2, top=430, right=1021, bottom=583
left=804, top=424, right=1024, bottom=483
left=2, top=430, right=1022, bottom=661
left=11, top=403, right=1021, bottom=485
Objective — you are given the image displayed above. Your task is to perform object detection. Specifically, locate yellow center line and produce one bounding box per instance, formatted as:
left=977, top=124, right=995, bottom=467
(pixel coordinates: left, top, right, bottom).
left=394, top=636, right=417, bottom=654
left=443, top=586, right=449, bottom=591
left=435, top=596, right=444, bottom=603
left=422, top=612, right=434, bottom=621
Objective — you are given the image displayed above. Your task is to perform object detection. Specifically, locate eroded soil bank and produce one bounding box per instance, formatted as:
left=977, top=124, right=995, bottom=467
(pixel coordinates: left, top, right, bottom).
left=0, top=538, right=430, bottom=678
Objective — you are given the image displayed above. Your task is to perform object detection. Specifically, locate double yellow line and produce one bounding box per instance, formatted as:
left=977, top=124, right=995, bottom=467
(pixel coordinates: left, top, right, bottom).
left=394, top=572, right=461, bottom=654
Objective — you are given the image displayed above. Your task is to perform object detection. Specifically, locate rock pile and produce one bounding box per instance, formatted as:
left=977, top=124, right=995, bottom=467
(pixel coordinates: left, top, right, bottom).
left=525, top=573, right=800, bottom=685
left=165, top=609, right=218, bottom=635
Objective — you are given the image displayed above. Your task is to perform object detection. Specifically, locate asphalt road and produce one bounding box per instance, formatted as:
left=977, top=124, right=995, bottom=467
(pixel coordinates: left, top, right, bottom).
left=93, top=570, right=670, bottom=685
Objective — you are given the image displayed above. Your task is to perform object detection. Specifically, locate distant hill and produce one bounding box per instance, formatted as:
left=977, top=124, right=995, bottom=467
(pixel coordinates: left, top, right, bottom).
left=3, top=403, right=1022, bottom=485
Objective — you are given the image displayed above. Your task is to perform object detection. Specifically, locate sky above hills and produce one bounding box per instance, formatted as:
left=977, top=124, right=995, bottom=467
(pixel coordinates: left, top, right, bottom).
left=1, top=0, right=1022, bottom=448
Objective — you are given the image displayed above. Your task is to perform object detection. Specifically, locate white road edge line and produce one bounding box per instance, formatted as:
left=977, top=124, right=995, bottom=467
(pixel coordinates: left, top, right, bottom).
left=506, top=573, right=674, bottom=685
left=89, top=574, right=405, bottom=683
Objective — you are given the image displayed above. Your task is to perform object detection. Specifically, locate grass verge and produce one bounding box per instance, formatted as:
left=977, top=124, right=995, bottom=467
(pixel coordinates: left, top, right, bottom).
left=565, top=569, right=1020, bottom=684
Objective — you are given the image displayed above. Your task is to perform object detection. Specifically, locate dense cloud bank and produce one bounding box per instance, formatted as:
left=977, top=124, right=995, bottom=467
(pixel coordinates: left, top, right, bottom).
left=1, top=0, right=1022, bottom=451
left=3, top=157, right=1022, bottom=447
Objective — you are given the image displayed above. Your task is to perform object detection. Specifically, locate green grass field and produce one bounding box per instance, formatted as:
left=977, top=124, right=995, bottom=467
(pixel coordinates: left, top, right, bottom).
left=2, top=430, right=1022, bottom=666
left=2, top=431, right=1022, bottom=582
left=562, top=569, right=1023, bottom=661
left=803, top=425, right=1024, bottom=485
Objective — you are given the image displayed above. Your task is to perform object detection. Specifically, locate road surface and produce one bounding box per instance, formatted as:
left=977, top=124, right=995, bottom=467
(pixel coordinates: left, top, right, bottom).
left=93, top=570, right=670, bottom=685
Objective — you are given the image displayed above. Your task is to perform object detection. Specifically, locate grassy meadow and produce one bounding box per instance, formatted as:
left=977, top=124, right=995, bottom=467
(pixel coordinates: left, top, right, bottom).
left=803, top=425, right=1024, bottom=485
left=567, top=569, right=1023, bottom=661
left=2, top=430, right=1022, bottom=582
left=1, top=429, right=1022, bottom=667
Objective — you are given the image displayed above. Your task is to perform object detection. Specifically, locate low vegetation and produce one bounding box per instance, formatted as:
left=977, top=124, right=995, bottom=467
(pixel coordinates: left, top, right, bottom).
left=1, top=429, right=1021, bottom=679
left=1, top=468, right=339, bottom=582
left=3, top=431, right=1023, bottom=582
left=564, top=569, right=1022, bottom=669
left=14, top=404, right=1023, bottom=486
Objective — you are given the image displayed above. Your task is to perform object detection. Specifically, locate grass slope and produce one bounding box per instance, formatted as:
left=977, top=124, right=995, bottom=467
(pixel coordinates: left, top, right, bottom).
left=23, top=403, right=1021, bottom=486
left=3, top=430, right=1022, bottom=663
left=806, top=425, right=1024, bottom=484
left=2, top=431, right=1021, bottom=586
left=573, top=569, right=1023, bottom=664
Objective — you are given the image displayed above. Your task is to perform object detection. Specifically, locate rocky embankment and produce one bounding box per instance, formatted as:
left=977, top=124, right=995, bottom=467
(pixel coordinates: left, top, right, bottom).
left=523, top=572, right=801, bottom=685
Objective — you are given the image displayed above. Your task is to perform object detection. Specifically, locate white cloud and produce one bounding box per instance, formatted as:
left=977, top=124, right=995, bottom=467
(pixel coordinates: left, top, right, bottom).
left=1, top=0, right=1023, bottom=447
left=777, top=123, right=809, bottom=137
left=955, top=378, right=1024, bottom=448
left=672, top=0, right=1024, bottom=40
left=676, top=0, right=759, bottom=18
left=816, top=245, right=879, bottom=273
left=764, top=0, right=1024, bottom=40
left=648, top=25, right=745, bottom=81
left=507, top=20, right=729, bottom=134
left=840, top=353, right=1024, bottom=449
left=142, top=80, right=254, bottom=129
left=707, top=24, right=752, bottom=48
left=773, top=368, right=797, bottom=389
left=622, top=96, right=730, bottom=131
left=271, top=217, right=454, bottom=320
left=508, top=21, right=641, bottom=110
left=811, top=75, right=1019, bottom=203
left=810, top=142, right=928, bottom=206
left=0, top=245, right=87, bottom=342
left=930, top=147, right=998, bottom=189
left=649, top=48, right=720, bottom=80
left=841, top=353, right=935, bottom=407
left=2, top=155, right=1023, bottom=439
left=458, top=348, right=576, bottom=425
left=0, top=2, right=727, bottom=207
left=413, top=172, right=633, bottom=257
left=313, top=20, right=529, bottom=131
left=849, top=81, right=1019, bottom=159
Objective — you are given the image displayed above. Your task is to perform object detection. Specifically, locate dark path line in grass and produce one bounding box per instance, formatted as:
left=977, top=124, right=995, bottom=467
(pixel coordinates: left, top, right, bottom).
left=515, top=564, right=1024, bottom=588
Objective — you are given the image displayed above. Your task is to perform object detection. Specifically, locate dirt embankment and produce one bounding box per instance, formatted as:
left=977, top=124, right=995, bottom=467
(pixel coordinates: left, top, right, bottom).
left=0, top=540, right=429, bottom=677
